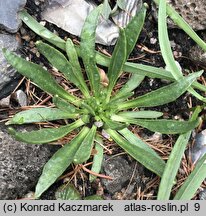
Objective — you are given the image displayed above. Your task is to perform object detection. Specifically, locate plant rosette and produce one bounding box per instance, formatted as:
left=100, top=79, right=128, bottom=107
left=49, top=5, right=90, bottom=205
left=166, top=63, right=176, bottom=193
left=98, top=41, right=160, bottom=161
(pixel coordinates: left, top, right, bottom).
left=3, top=3, right=202, bottom=199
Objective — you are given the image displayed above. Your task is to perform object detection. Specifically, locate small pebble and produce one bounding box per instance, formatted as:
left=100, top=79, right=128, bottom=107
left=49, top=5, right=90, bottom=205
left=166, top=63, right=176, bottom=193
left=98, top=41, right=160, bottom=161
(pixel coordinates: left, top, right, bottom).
left=0, top=95, right=11, bottom=107
left=14, top=90, right=27, bottom=107
left=190, top=130, right=206, bottom=164
left=150, top=37, right=157, bottom=45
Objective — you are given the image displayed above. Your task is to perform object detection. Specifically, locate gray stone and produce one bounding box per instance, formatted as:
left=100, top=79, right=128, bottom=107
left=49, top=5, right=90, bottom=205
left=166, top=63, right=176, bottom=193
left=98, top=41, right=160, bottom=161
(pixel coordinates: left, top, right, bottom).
left=153, top=0, right=206, bottom=31
left=101, top=156, right=139, bottom=194
left=167, top=0, right=206, bottom=31
left=42, top=0, right=142, bottom=45
left=42, top=0, right=119, bottom=45
left=112, top=0, right=142, bottom=28
left=0, top=0, right=27, bottom=33
left=0, top=34, right=21, bottom=100
left=199, top=189, right=206, bottom=200
left=0, top=124, right=56, bottom=199
left=14, top=90, right=28, bottom=107
left=190, top=130, right=206, bottom=164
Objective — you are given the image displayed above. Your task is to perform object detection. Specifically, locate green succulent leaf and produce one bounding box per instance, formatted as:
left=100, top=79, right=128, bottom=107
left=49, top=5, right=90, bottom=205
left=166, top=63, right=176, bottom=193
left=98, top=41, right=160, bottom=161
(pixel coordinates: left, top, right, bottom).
left=157, top=105, right=202, bottom=200
left=36, top=41, right=87, bottom=98
left=102, top=116, right=128, bottom=130
left=117, top=71, right=203, bottom=110
left=2, top=49, right=78, bottom=103
left=52, top=95, right=79, bottom=113
left=35, top=126, right=89, bottom=198
left=117, top=0, right=127, bottom=10
left=73, top=125, right=97, bottom=164
left=125, top=5, right=146, bottom=58
left=116, top=110, right=163, bottom=119
left=80, top=5, right=102, bottom=97
left=55, top=184, right=81, bottom=200
left=6, top=108, right=78, bottom=125
left=89, top=135, right=104, bottom=182
left=105, top=4, right=147, bottom=102
left=102, top=0, right=111, bottom=19
left=111, top=73, right=144, bottom=103
left=106, top=29, right=127, bottom=101
left=8, top=119, right=84, bottom=144
left=66, top=39, right=90, bottom=98
left=19, top=10, right=66, bottom=50
left=158, top=0, right=206, bottom=102
left=119, top=128, right=162, bottom=158
left=158, top=0, right=182, bottom=80
left=109, top=92, right=134, bottom=104
left=126, top=119, right=199, bottom=134
left=157, top=132, right=191, bottom=200
left=19, top=10, right=206, bottom=94
left=96, top=53, right=206, bottom=94
left=153, top=0, right=206, bottom=52
left=107, top=129, right=165, bottom=177
left=174, top=153, right=206, bottom=200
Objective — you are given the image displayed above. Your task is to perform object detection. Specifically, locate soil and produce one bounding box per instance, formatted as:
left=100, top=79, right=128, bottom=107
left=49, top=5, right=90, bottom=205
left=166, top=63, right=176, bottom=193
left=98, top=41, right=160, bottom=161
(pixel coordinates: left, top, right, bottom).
left=6, top=0, right=206, bottom=199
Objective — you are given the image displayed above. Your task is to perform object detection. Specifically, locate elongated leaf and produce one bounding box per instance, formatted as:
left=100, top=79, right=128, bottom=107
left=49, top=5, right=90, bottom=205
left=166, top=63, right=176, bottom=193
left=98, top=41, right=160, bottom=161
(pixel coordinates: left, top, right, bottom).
left=52, top=95, right=79, bottom=113
left=153, top=0, right=206, bottom=52
left=80, top=6, right=102, bottom=97
left=106, top=29, right=127, bottom=101
left=125, top=5, right=146, bottom=57
left=117, top=0, right=127, bottom=10
left=19, top=10, right=66, bottom=50
left=19, top=11, right=206, bottom=93
left=174, top=153, right=206, bottom=200
left=186, top=87, right=206, bottom=103
left=157, top=106, right=202, bottom=200
left=36, top=41, right=90, bottom=99
left=158, top=0, right=206, bottom=102
left=157, top=132, right=191, bottom=200
left=158, top=0, right=182, bottom=80
left=73, top=125, right=97, bottom=164
left=119, top=128, right=162, bottom=158
left=126, top=119, right=199, bottom=134
left=55, top=184, right=81, bottom=200
left=3, top=49, right=78, bottom=104
left=107, top=129, right=165, bottom=176
left=36, top=41, right=80, bottom=87
left=109, top=92, right=134, bottom=104
left=102, top=0, right=111, bottom=19
left=111, top=73, right=144, bottom=102
left=66, top=39, right=90, bottom=98
left=117, top=71, right=202, bottom=110
left=35, top=127, right=89, bottom=198
left=89, top=135, right=104, bottom=182
left=95, top=53, right=206, bottom=93
left=6, top=108, right=78, bottom=125
left=117, top=111, right=163, bottom=119
left=102, top=116, right=128, bottom=130
left=8, top=119, right=84, bottom=144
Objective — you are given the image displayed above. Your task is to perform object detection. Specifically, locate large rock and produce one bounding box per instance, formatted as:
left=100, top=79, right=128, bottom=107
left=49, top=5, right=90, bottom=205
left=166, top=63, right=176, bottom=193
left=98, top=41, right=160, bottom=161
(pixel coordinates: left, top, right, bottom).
left=0, top=0, right=27, bottom=33
left=0, top=34, right=21, bottom=100
left=41, top=0, right=142, bottom=45
left=101, top=156, right=144, bottom=194
left=167, top=0, right=206, bottom=30
left=0, top=124, right=56, bottom=199
left=153, top=0, right=206, bottom=31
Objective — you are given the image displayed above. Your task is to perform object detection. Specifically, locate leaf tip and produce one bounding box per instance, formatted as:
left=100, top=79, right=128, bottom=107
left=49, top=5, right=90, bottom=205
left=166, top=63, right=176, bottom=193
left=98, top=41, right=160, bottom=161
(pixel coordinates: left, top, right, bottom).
left=5, top=121, right=11, bottom=126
